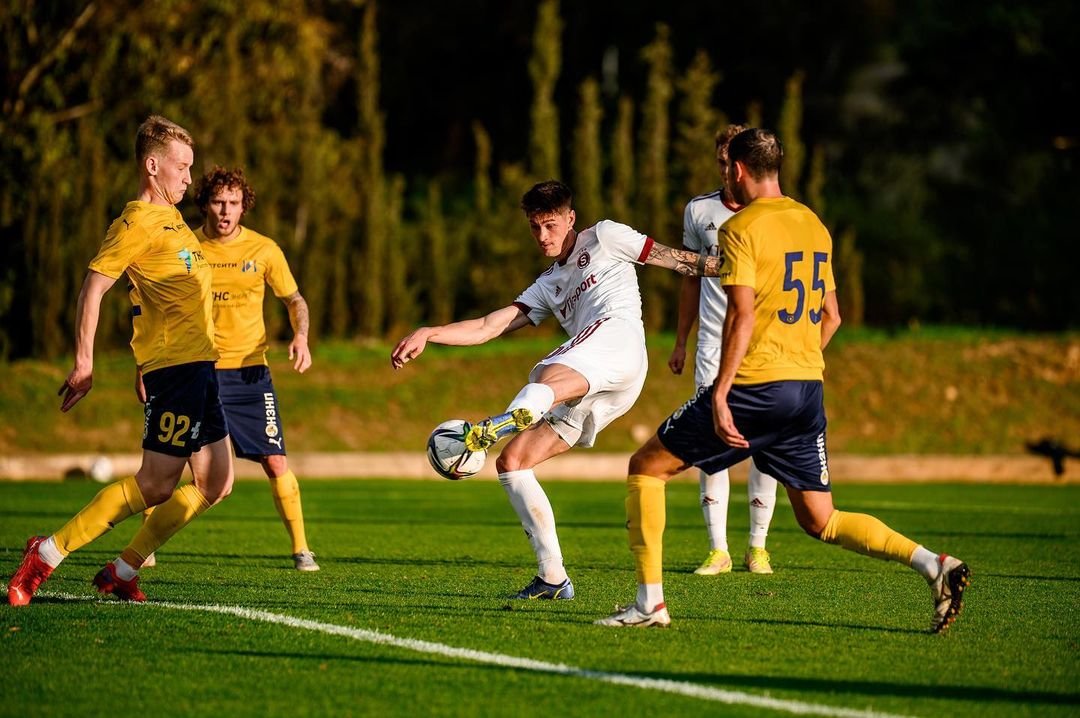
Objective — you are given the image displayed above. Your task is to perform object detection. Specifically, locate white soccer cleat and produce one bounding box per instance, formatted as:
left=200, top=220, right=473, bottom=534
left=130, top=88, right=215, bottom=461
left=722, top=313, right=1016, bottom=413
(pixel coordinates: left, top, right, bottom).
left=293, top=551, right=321, bottom=572
left=694, top=548, right=732, bottom=575
left=594, top=602, right=671, bottom=628
left=930, top=554, right=970, bottom=634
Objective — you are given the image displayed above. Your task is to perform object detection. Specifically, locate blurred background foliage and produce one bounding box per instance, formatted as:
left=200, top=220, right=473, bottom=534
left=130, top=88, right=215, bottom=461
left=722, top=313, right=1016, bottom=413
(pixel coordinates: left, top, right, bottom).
left=1, top=0, right=1077, bottom=360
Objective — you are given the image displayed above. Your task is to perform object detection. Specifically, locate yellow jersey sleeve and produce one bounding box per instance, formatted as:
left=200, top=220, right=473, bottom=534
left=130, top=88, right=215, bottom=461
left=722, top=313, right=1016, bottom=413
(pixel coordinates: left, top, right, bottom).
left=89, top=215, right=152, bottom=278
left=265, top=244, right=299, bottom=299
left=719, top=225, right=755, bottom=288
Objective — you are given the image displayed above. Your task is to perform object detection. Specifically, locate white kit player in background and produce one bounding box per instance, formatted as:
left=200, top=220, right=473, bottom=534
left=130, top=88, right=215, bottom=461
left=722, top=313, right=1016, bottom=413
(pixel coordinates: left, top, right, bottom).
left=391, top=180, right=727, bottom=600
left=668, top=125, right=780, bottom=576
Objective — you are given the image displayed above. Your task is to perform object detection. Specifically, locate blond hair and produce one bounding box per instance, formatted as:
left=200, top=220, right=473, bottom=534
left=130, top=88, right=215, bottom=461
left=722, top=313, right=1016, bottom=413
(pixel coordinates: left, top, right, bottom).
left=135, top=115, right=194, bottom=164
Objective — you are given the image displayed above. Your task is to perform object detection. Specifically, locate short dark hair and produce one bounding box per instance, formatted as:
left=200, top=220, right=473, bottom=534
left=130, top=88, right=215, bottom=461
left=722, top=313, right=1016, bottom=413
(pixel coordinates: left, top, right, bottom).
left=193, top=166, right=256, bottom=216
left=521, top=180, right=573, bottom=216
left=727, top=128, right=783, bottom=179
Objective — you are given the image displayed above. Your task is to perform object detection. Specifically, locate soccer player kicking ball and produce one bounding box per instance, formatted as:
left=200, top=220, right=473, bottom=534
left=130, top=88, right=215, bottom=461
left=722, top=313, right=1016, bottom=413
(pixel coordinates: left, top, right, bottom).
left=392, top=180, right=725, bottom=600
left=669, top=124, right=779, bottom=577
left=139, top=167, right=319, bottom=571
left=7, top=116, right=235, bottom=605
left=597, top=129, right=970, bottom=632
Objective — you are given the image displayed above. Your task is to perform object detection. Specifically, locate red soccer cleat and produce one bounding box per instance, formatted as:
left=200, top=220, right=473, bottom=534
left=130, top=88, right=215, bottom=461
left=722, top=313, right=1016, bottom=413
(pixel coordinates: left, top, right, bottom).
left=7, top=536, right=55, bottom=606
left=92, top=562, right=146, bottom=603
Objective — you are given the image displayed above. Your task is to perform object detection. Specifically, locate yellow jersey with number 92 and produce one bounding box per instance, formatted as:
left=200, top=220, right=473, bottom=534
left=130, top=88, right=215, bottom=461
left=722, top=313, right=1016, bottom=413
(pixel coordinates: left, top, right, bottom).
left=718, top=196, right=835, bottom=385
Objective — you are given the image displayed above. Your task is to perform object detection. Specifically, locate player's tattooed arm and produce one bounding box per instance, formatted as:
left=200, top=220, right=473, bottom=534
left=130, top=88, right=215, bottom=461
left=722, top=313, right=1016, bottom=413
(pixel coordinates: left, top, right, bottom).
left=283, top=292, right=312, bottom=373
left=645, top=243, right=722, bottom=277
left=284, top=292, right=310, bottom=337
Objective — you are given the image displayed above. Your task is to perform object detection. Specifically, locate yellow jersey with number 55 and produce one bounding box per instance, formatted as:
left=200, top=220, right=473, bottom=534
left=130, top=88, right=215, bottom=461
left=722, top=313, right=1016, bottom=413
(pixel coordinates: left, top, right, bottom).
left=718, top=196, right=835, bottom=385
left=89, top=201, right=217, bottom=373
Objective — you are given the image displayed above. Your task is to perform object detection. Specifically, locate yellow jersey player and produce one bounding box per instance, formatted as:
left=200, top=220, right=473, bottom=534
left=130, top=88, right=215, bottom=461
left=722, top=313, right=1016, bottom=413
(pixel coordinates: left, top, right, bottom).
left=598, top=129, right=970, bottom=633
left=182, top=166, right=317, bottom=571
left=668, top=124, right=780, bottom=577
left=7, top=115, right=235, bottom=605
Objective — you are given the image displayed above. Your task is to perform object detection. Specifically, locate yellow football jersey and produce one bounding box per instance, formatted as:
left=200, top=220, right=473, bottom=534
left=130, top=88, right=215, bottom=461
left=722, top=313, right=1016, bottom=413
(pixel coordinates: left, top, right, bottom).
left=89, top=201, right=217, bottom=373
left=196, top=226, right=299, bottom=369
left=719, top=196, right=836, bottom=384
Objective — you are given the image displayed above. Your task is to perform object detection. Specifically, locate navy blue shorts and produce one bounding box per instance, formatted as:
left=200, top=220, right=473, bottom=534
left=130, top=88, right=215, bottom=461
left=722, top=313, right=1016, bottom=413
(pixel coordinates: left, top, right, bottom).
left=141, top=361, right=229, bottom=457
left=657, top=380, right=832, bottom=492
left=217, top=366, right=287, bottom=460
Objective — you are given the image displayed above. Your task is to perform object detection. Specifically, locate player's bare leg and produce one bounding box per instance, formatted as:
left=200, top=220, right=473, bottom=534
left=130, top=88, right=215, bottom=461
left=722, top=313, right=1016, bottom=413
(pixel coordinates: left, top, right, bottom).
left=496, top=421, right=577, bottom=599
left=464, top=363, right=588, bottom=452
left=788, top=487, right=970, bottom=633
left=261, top=454, right=319, bottom=571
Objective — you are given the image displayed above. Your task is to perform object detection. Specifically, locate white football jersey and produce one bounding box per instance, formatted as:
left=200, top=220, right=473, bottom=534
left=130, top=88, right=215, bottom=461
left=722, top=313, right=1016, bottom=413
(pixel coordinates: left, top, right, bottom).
left=514, top=220, right=652, bottom=338
left=682, top=189, right=739, bottom=348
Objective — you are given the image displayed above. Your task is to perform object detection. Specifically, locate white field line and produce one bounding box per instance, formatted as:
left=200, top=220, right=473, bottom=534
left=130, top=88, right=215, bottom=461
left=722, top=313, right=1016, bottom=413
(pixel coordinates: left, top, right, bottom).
left=45, top=592, right=914, bottom=718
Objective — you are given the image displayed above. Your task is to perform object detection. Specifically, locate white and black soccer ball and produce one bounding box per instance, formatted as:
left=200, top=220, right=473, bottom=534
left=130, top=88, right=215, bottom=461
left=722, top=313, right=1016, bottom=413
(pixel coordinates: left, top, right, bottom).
left=426, top=419, right=486, bottom=480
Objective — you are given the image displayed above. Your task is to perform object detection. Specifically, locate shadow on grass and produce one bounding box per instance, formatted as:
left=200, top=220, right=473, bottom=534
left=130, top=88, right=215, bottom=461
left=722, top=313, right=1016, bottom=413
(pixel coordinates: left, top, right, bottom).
left=174, top=646, right=1080, bottom=708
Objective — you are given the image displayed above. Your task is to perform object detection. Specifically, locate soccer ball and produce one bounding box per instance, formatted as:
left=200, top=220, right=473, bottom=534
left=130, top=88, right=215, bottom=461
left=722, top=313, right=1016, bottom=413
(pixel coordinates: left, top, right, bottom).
left=88, top=455, right=114, bottom=483
left=426, top=419, right=486, bottom=480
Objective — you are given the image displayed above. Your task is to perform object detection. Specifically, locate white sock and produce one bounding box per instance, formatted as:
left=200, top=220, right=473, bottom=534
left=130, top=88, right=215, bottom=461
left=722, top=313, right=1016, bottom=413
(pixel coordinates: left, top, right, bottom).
left=37, top=536, right=65, bottom=569
left=747, top=460, right=778, bottom=549
left=498, top=469, right=567, bottom=584
left=505, top=383, right=555, bottom=424
left=113, top=557, right=138, bottom=581
left=636, top=583, right=665, bottom=613
left=910, top=546, right=941, bottom=583
left=700, top=468, right=730, bottom=551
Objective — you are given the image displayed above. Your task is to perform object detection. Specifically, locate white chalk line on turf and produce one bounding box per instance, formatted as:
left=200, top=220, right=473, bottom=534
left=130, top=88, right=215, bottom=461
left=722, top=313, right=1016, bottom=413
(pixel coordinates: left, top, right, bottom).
left=46, top=592, right=914, bottom=718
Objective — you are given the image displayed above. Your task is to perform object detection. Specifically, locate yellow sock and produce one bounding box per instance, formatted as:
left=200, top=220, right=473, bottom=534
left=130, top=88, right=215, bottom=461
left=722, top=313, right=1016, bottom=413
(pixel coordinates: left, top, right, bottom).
left=269, top=470, right=309, bottom=554
left=121, top=484, right=210, bottom=566
left=51, top=476, right=146, bottom=556
left=626, top=474, right=667, bottom=584
left=819, top=510, right=918, bottom=564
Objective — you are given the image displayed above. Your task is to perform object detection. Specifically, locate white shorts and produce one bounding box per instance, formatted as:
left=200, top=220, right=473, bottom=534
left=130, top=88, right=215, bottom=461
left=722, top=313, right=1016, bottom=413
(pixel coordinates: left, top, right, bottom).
left=530, top=318, right=648, bottom=448
left=694, top=342, right=720, bottom=389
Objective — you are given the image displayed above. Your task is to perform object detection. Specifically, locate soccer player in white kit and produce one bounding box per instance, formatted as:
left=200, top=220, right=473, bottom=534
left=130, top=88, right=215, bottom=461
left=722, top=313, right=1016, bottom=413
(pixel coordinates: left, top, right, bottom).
left=391, top=180, right=726, bottom=600
left=669, top=125, right=780, bottom=576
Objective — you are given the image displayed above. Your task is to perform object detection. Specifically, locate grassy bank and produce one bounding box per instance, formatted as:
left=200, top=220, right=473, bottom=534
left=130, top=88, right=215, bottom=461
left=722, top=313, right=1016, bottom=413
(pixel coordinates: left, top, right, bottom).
left=0, top=329, right=1076, bottom=455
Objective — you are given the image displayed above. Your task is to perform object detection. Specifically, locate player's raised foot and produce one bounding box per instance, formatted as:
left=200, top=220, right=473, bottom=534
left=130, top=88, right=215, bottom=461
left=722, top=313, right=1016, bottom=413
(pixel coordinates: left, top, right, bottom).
left=142, top=552, right=156, bottom=568
left=513, top=575, right=575, bottom=600
left=693, top=548, right=733, bottom=575
left=930, top=554, right=970, bottom=634
left=464, top=420, right=499, bottom=452
left=464, top=409, right=535, bottom=452
left=594, top=602, right=671, bottom=628
left=292, top=551, right=320, bottom=572
left=744, top=547, right=774, bottom=575
left=7, top=536, right=54, bottom=606
left=92, top=562, right=146, bottom=603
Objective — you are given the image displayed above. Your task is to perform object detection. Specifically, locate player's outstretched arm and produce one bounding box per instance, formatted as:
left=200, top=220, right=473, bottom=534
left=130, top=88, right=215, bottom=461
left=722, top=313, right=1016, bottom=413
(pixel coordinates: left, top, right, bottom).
left=819, top=291, right=842, bottom=350
left=282, top=291, right=312, bottom=373
left=642, top=241, right=724, bottom=277
left=59, top=270, right=116, bottom=412
left=390, top=305, right=530, bottom=369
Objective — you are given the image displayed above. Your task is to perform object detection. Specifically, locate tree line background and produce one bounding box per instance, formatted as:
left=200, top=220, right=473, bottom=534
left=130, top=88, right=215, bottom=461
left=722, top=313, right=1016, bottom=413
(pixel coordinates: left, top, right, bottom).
left=1, top=0, right=1076, bottom=360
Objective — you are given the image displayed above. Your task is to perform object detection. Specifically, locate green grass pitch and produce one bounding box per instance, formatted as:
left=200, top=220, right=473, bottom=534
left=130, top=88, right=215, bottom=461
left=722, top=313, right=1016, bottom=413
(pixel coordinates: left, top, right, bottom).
left=1, top=478, right=1078, bottom=717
